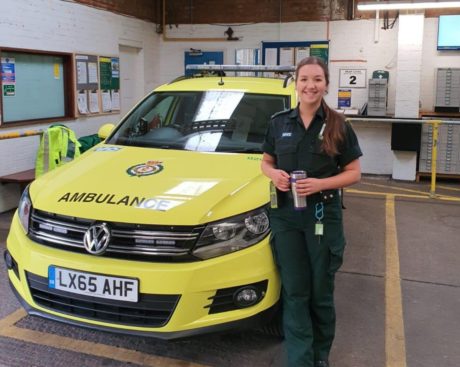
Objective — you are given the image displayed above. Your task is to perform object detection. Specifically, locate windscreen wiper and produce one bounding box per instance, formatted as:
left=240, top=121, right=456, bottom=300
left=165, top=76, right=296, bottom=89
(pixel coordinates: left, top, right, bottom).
left=218, top=147, right=262, bottom=153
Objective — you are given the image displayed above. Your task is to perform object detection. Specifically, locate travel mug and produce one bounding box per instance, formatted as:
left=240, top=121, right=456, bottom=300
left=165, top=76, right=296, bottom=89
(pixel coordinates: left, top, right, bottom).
left=290, top=170, right=307, bottom=210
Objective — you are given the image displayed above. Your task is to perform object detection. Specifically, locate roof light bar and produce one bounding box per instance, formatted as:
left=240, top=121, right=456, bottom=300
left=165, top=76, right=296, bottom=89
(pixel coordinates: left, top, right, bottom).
left=186, top=64, right=296, bottom=73
left=358, top=1, right=460, bottom=11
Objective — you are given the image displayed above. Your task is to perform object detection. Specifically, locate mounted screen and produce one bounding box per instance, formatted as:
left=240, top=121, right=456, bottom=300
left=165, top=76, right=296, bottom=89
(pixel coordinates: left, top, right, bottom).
left=437, top=15, right=460, bottom=51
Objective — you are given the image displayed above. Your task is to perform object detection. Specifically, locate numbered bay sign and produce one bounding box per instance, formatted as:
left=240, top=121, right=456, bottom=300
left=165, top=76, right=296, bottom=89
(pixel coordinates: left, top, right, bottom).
left=339, top=69, right=367, bottom=88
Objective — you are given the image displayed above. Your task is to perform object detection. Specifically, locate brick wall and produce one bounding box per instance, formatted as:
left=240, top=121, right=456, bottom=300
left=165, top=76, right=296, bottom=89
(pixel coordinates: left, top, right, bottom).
left=1, top=0, right=459, bottom=211
left=73, top=0, right=460, bottom=24
left=73, top=0, right=158, bottom=22
left=165, top=0, right=348, bottom=24
left=0, top=0, right=160, bottom=211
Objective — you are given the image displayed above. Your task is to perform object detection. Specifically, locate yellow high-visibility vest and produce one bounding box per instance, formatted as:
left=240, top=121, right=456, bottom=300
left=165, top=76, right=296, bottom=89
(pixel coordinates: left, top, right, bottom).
left=35, top=125, right=81, bottom=177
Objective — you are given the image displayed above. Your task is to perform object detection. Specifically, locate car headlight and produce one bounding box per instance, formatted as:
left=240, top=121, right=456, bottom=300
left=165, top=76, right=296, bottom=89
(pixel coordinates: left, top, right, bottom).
left=18, top=186, right=32, bottom=234
left=193, top=207, right=270, bottom=260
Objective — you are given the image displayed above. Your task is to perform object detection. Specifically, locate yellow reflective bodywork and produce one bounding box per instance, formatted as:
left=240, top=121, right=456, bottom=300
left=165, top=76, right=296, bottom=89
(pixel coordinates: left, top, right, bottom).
left=7, top=212, right=279, bottom=334
left=6, top=75, right=297, bottom=337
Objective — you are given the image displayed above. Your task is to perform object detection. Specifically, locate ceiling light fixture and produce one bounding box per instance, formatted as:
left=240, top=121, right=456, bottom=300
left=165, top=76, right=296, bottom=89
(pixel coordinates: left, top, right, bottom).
left=358, top=1, right=460, bottom=11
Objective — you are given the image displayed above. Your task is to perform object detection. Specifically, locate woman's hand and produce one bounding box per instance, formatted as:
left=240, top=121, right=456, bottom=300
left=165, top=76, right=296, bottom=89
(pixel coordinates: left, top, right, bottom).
left=261, top=153, right=291, bottom=192
left=292, top=159, right=361, bottom=196
left=294, top=158, right=361, bottom=196
left=270, top=169, right=291, bottom=192
left=294, top=177, right=324, bottom=196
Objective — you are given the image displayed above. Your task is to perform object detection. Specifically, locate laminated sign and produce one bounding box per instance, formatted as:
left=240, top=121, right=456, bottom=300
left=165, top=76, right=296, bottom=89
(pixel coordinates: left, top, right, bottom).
left=339, top=69, right=366, bottom=88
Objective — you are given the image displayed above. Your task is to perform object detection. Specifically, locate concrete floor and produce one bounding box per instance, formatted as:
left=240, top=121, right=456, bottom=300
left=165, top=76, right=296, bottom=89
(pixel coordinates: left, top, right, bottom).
left=0, top=176, right=459, bottom=367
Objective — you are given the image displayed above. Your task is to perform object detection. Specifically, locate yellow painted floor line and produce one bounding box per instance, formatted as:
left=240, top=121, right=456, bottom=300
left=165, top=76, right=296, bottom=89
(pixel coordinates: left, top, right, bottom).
left=435, top=196, right=460, bottom=202
left=345, top=188, right=428, bottom=200
left=385, top=195, right=407, bottom=367
left=437, top=185, right=460, bottom=192
left=346, top=188, right=460, bottom=202
left=0, top=308, right=27, bottom=330
left=361, top=181, right=430, bottom=196
left=360, top=181, right=460, bottom=201
left=345, top=188, right=410, bottom=197
left=0, top=309, right=210, bottom=367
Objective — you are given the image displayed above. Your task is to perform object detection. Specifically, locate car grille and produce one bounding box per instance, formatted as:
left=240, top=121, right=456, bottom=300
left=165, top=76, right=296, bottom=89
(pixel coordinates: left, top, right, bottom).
left=26, top=272, right=180, bottom=327
left=28, top=209, right=204, bottom=262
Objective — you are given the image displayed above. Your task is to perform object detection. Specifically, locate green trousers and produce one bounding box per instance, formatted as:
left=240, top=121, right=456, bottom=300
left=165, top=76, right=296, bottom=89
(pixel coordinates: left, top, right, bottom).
left=270, top=196, right=345, bottom=367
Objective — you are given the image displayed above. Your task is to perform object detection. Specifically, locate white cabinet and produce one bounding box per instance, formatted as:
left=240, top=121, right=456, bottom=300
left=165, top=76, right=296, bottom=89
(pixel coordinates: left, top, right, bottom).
left=419, top=122, right=460, bottom=174
left=435, top=68, right=460, bottom=113
left=368, top=79, right=387, bottom=116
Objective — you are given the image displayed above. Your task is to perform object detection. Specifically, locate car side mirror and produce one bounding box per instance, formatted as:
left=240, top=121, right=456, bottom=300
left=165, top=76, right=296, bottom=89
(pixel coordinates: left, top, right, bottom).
left=98, top=123, right=115, bottom=139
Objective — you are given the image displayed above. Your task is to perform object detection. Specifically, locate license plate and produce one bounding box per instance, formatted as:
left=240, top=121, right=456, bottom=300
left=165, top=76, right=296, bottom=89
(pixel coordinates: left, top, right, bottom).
left=48, top=266, right=139, bottom=302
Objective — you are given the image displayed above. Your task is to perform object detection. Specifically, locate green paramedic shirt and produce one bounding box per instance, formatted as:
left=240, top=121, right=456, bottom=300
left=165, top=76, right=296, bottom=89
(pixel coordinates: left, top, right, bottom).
left=262, top=105, right=362, bottom=179
left=262, top=105, right=363, bottom=258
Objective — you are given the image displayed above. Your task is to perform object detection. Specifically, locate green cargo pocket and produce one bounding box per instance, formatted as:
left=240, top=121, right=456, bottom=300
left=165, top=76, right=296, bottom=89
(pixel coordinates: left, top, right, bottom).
left=328, top=245, right=345, bottom=275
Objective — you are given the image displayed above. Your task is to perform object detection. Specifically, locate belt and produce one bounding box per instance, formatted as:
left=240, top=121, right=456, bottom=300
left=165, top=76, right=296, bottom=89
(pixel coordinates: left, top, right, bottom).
left=284, top=189, right=339, bottom=204
left=317, top=189, right=339, bottom=203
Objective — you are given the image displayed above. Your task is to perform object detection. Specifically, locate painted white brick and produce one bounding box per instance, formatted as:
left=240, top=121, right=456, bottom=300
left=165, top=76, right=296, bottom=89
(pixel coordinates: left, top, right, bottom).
left=0, top=0, right=161, bottom=211
left=395, top=14, right=424, bottom=119
left=1, top=2, right=460, bottom=210
left=353, top=122, right=393, bottom=175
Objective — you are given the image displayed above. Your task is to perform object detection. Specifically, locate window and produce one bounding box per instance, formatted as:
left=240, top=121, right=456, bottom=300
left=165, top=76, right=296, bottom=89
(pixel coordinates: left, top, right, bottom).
left=108, top=91, right=289, bottom=152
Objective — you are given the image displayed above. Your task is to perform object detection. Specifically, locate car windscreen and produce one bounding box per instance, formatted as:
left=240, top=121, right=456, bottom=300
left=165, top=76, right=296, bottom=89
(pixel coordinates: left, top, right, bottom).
left=106, top=91, right=289, bottom=153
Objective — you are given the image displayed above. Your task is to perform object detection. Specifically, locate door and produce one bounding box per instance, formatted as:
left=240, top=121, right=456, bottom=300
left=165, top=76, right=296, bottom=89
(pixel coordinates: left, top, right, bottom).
left=119, top=45, right=144, bottom=115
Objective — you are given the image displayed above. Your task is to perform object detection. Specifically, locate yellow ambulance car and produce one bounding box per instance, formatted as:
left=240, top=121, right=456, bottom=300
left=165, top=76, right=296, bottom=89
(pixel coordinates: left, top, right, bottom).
left=5, top=65, right=297, bottom=339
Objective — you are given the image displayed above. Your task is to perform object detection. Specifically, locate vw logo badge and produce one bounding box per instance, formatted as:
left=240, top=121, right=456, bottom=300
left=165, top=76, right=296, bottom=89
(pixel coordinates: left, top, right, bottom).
left=83, top=223, right=111, bottom=255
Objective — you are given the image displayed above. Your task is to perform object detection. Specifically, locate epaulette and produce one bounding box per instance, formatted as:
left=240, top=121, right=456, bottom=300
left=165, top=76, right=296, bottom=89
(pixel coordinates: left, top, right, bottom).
left=270, top=108, right=293, bottom=119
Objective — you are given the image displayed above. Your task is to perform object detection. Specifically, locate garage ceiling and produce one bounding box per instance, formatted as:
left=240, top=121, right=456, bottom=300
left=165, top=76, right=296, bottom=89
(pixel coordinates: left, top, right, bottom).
left=72, top=0, right=460, bottom=24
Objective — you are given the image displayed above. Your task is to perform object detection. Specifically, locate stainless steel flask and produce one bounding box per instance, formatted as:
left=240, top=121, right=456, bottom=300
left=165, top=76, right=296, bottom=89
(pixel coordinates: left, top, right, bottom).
left=290, top=170, right=307, bottom=210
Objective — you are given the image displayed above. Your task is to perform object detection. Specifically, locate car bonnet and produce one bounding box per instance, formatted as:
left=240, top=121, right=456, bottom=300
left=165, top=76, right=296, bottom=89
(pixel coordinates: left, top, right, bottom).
left=29, top=145, right=269, bottom=226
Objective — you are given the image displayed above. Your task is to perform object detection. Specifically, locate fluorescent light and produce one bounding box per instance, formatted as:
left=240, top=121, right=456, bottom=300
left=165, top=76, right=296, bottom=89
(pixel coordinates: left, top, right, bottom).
left=358, top=1, right=460, bottom=11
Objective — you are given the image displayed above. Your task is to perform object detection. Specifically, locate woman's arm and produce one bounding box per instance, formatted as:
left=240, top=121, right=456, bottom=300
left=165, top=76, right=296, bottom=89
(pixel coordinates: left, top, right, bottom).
left=261, top=153, right=291, bottom=192
left=296, top=159, right=361, bottom=197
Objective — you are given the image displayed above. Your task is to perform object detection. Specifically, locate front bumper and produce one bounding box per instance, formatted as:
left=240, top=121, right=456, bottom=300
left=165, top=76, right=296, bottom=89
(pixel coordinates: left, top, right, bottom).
left=6, top=213, right=280, bottom=339
left=9, top=280, right=279, bottom=339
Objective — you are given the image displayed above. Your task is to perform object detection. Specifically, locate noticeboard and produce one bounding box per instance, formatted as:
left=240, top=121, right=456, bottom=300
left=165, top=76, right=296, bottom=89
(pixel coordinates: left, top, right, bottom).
left=75, top=54, right=120, bottom=116
left=261, top=41, right=329, bottom=66
left=99, top=56, right=120, bottom=90
left=1, top=52, right=65, bottom=123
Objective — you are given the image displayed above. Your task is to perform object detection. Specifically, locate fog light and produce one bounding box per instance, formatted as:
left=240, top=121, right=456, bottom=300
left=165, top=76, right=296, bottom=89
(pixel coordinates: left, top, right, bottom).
left=4, top=250, right=13, bottom=270
left=233, top=286, right=263, bottom=308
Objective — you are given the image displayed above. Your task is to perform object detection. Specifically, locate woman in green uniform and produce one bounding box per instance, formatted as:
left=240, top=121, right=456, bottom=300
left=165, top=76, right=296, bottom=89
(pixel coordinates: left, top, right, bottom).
left=261, top=56, right=362, bottom=367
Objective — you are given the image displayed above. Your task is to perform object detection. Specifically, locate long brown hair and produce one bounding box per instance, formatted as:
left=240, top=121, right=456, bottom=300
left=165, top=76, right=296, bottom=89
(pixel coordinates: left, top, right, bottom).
left=295, top=57, right=345, bottom=156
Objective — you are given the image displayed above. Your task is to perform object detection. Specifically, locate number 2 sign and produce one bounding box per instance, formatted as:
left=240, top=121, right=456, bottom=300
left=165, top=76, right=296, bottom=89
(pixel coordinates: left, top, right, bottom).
left=339, top=69, right=367, bottom=88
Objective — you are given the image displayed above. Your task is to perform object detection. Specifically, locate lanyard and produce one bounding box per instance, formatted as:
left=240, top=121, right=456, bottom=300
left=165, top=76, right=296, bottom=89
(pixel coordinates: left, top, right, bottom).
left=315, top=202, right=324, bottom=222
left=314, top=202, right=324, bottom=237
